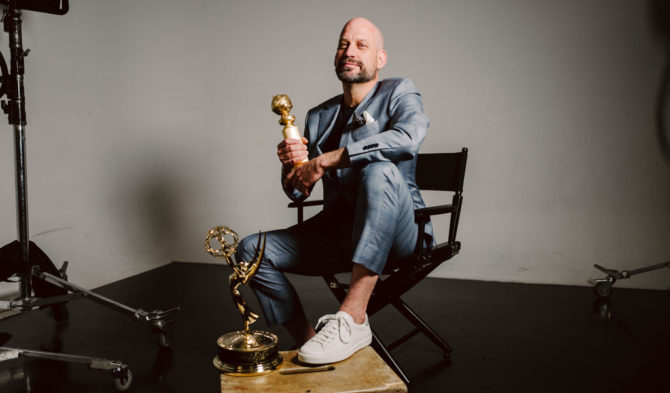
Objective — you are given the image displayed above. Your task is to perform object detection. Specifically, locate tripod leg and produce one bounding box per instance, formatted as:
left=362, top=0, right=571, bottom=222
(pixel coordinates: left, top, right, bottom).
left=32, top=267, right=179, bottom=346
left=0, top=347, right=133, bottom=391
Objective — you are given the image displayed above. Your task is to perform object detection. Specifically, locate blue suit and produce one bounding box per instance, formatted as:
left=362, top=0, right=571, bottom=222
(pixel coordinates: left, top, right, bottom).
left=237, top=78, right=432, bottom=326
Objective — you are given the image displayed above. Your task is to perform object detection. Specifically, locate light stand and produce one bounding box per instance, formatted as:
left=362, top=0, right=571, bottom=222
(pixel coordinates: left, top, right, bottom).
left=6, top=0, right=31, bottom=304
left=0, top=2, right=178, bottom=391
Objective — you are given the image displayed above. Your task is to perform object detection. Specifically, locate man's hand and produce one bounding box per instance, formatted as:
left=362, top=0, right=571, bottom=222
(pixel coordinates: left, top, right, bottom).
left=284, top=159, right=324, bottom=196
left=284, top=148, right=350, bottom=196
left=277, top=137, right=309, bottom=168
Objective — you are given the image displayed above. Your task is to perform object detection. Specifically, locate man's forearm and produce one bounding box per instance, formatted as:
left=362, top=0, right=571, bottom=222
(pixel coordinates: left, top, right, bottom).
left=316, top=147, right=350, bottom=170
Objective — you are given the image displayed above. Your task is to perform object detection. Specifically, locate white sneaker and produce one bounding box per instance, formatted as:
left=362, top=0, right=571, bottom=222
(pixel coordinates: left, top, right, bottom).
left=298, top=311, right=372, bottom=364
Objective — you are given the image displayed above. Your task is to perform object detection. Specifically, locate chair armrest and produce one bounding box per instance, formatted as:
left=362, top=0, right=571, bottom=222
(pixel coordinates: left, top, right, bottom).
left=415, top=204, right=454, bottom=223
left=288, top=200, right=325, bottom=208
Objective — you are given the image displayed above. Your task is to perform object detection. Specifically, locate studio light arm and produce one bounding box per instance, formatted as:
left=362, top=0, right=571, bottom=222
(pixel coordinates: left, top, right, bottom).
left=0, top=0, right=68, bottom=15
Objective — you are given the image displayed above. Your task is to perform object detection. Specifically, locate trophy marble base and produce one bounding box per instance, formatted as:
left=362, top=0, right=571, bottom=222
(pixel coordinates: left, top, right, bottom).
left=213, top=330, right=282, bottom=375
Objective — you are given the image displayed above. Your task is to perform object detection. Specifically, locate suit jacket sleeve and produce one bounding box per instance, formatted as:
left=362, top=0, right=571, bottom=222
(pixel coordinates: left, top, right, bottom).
left=345, top=78, right=429, bottom=166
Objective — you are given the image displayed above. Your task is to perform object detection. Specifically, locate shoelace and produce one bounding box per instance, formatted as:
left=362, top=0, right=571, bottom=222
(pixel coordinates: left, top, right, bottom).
left=311, top=314, right=352, bottom=346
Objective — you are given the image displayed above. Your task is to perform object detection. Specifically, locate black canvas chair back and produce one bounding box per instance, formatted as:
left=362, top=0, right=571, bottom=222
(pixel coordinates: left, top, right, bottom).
left=416, top=151, right=468, bottom=191
left=288, top=147, right=468, bottom=384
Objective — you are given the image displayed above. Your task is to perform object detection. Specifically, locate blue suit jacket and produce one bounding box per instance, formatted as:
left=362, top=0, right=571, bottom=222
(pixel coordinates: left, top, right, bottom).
left=283, top=78, right=433, bottom=241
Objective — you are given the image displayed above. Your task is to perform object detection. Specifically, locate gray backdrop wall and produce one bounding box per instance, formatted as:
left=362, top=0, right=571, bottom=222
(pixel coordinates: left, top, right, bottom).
left=1, top=0, right=669, bottom=297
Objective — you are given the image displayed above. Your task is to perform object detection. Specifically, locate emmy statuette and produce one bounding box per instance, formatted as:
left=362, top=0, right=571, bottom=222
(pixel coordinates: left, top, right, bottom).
left=204, top=226, right=282, bottom=375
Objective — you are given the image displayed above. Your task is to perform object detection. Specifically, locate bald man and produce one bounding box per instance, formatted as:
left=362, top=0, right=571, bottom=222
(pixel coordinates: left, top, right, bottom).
left=236, top=17, right=431, bottom=364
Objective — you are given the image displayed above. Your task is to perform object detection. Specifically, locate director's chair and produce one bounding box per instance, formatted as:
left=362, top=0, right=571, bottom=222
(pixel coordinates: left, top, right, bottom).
left=289, top=148, right=468, bottom=384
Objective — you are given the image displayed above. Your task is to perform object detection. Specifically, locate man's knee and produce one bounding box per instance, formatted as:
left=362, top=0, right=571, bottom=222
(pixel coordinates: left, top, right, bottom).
left=236, top=234, right=261, bottom=263
left=359, top=161, right=401, bottom=189
left=236, top=233, right=277, bottom=292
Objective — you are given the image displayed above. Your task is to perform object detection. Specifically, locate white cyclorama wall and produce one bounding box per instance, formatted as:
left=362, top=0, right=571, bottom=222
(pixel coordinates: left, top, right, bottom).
left=0, top=0, right=668, bottom=298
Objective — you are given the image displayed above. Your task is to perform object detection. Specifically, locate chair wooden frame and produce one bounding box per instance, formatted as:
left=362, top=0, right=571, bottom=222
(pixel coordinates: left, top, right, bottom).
left=288, top=148, right=468, bottom=384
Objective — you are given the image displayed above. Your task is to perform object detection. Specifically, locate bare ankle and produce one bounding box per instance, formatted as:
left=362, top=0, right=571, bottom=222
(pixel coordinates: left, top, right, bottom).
left=339, top=308, right=366, bottom=324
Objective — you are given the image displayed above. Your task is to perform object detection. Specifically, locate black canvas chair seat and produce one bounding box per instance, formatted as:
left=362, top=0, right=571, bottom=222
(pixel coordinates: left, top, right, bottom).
left=288, top=148, right=468, bottom=384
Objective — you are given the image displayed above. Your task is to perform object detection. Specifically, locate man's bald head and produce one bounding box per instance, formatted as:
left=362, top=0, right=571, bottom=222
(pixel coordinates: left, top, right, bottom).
left=334, top=17, right=387, bottom=85
left=341, top=17, right=384, bottom=51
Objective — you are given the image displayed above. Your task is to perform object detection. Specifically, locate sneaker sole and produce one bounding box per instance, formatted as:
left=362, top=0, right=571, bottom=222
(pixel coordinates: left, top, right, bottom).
left=297, top=334, right=372, bottom=365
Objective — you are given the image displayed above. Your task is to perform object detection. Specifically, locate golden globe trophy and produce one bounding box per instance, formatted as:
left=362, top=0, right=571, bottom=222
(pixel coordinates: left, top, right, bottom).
left=204, top=226, right=282, bottom=375
left=272, top=94, right=308, bottom=167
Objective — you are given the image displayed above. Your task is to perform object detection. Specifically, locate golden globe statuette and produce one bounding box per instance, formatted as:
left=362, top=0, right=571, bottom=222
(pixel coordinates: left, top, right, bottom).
left=272, top=94, right=308, bottom=167
left=204, top=226, right=282, bottom=375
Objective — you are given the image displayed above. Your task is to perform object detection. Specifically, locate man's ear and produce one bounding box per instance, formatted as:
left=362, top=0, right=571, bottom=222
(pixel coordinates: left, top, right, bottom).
left=377, top=49, right=387, bottom=69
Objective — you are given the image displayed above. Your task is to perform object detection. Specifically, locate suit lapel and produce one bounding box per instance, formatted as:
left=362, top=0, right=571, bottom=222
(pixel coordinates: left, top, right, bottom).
left=315, top=99, right=341, bottom=155
left=353, top=81, right=381, bottom=118
left=313, top=81, right=382, bottom=153
left=340, top=81, right=381, bottom=147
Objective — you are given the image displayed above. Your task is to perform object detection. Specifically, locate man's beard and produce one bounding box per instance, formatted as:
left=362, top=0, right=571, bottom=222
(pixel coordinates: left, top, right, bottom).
left=336, top=58, right=376, bottom=83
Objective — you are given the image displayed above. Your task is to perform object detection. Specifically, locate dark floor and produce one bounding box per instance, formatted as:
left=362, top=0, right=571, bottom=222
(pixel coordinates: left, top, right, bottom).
left=0, top=262, right=668, bottom=393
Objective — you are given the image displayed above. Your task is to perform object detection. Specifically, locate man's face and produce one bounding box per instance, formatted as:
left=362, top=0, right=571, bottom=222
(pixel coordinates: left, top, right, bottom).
left=334, top=21, right=382, bottom=84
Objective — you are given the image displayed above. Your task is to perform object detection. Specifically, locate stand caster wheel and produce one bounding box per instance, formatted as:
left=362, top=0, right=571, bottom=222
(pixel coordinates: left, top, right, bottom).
left=113, top=368, right=132, bottom=392
left=595, top=281, right=612, bottom=298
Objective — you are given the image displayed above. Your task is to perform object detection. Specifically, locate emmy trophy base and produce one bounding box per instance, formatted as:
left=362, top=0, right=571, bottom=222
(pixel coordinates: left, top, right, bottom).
left=219, top=346, right=407, bottom=393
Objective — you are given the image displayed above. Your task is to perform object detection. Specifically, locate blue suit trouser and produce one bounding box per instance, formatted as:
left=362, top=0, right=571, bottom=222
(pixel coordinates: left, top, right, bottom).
left=236, top=162, right=420, bottom=326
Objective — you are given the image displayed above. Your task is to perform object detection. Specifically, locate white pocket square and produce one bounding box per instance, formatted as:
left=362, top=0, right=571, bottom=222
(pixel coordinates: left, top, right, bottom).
left=362, top=111, right=375, bottom=125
